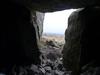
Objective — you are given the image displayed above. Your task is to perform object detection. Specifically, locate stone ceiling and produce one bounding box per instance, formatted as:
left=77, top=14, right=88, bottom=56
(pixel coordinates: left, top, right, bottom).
left=11, top=0, right=100, bottom=12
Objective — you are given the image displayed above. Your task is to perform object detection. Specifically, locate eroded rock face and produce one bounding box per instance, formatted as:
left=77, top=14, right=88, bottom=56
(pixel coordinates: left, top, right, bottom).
left=0, top=1, right=41, bottom=74
left=79, top=7, right=100, bottom=67
left=63, top=7, right=100, bottom=75
left=36, top=11, right=45, bottom=37
left=10, top=0, right=100, bottom=12
left=32, top=11, right=45, bottom=47
left=62, top=9, right=83, bottom=75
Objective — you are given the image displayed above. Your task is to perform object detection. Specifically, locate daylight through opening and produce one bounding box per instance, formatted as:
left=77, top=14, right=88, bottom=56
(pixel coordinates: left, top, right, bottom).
left=41, top=9, right=76, bottom=47
left=40, top=9, right=76, bottom=74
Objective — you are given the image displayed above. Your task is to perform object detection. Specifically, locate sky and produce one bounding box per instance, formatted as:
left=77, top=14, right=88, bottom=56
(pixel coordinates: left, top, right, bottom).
left=43, top=9, right=76, bottom=35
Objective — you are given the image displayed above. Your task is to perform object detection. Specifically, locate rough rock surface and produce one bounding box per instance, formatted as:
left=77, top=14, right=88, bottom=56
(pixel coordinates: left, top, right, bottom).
left=32, top=11, right=45, bottom=48
left=10, top=0, right=100, bottom=12
left=63, top=7, right=100, bottom=75
left=62, top=9, right=83, bottom=75
left=36, top=11, right=45, bottom=37
left=0, top=2, right=41, bottom=74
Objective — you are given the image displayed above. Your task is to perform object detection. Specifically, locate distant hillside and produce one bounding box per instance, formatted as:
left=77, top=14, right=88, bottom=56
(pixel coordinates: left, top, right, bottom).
left=41, top=33, right=65, bottom=44
left=43, top=33, right=64, bottom=36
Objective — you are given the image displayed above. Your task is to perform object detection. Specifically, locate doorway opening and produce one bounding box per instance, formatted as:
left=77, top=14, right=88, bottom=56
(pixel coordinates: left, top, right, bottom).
left=40, top=9, right=76, bottom=75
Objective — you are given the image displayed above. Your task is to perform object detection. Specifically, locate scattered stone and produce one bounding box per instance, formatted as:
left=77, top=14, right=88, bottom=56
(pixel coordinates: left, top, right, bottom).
left=46, top=52, right=57, bottom=61
left=44, top=66, right=52, bottom=73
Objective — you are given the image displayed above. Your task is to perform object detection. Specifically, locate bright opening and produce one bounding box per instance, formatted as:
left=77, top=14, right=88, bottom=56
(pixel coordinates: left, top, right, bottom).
left=43, top=9, right=76, bottom=35
left=40, top=9, right=76, bottom=75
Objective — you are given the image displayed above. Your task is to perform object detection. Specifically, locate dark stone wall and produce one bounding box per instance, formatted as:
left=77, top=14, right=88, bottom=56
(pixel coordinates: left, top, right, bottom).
left=79, top=7, right=100, bottom=67
left=10, top=0, right=100, bottom=12
left=62, top=9, right=82, bottom=75
left=0, top=1, right=40, bottom=74
left=63, top=7, right=100, bottom=75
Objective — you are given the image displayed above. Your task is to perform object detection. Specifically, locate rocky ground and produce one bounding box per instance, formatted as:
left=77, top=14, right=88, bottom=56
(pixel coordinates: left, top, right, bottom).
left=15, top=33, right=71, bottom=75
left=1, top=34, right=99, bottom=75
left=37, top=34, right=71, bottom=75
left=28, top=33, right=100, bottom=75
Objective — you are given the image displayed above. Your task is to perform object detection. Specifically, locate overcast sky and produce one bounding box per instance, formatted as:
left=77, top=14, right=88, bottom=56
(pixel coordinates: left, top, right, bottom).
left=43, top=9, right=76, bottom=35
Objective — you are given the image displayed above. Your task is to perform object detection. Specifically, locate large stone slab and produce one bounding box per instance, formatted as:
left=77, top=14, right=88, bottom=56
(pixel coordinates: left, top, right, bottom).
left=0, top=2, right=41, bottom=74
left=10, top=0, right=100, bottom=12
left=63, top=7, right=100, bottom=75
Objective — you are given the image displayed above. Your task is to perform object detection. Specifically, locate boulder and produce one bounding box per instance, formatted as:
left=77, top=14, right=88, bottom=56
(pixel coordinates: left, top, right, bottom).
left=0, top=1, right=42, bottom=74
left=62, top=9, right=82, bottom=75
left=63, top=7, right=100, bottom=75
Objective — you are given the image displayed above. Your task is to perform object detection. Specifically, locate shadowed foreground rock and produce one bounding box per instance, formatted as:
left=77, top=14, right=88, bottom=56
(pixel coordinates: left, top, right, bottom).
left=62, top=9, right=82, bottom=75
left=0, top=2, right=42, bottom=74
left=63, top=7, right=100, bottom=75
